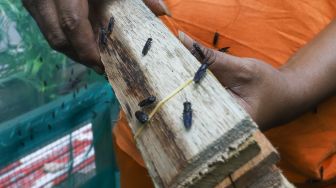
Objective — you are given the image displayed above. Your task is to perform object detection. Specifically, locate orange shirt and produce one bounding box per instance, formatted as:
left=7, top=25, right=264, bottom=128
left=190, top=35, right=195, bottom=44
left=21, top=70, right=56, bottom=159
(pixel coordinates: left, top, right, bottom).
left=113, top=0, right=336, bottom=187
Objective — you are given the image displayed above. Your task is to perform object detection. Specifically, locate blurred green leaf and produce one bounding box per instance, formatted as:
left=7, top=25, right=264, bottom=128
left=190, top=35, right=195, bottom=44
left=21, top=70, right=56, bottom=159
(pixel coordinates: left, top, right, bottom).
left=0, top=0, right=102, bottom=104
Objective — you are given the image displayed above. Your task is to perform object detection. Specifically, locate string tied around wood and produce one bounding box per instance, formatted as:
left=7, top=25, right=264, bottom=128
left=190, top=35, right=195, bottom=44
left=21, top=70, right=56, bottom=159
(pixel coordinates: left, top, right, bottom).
left=134, top=59, right=212, bottom=139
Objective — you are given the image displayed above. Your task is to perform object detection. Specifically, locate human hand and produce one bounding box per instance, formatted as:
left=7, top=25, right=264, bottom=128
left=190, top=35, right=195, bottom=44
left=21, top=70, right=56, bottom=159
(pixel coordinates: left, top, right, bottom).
left=22, top=0, right=171, bottom=74
left=178, top=32, right=294, bottom=130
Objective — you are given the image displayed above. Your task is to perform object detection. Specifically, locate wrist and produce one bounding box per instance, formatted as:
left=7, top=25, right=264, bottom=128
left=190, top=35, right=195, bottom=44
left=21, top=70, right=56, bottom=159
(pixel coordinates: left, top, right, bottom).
left=255, top=67, right=295, bottom=130
left=271, top=66, right=311, bottom=124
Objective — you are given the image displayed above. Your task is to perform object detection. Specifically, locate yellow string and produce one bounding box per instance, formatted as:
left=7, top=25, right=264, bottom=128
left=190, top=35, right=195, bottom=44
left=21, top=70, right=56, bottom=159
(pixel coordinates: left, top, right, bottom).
left=134, top=125, right=146, bottom=139
left=149, top=78, right=193, bottom=119
left=134, top=78, right=194, bottom=139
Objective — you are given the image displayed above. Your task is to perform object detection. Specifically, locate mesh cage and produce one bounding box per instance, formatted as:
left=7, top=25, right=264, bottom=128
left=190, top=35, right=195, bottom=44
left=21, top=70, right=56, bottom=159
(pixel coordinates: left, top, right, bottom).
left=0, top=124, right=96, bottom=188
left=0, top=2, right=59, bottom=80
left=0, top=1, right=120, bottom=187
left=0, top=83, right=120, bottom=188
left=0, top=0, right=105, bottom=124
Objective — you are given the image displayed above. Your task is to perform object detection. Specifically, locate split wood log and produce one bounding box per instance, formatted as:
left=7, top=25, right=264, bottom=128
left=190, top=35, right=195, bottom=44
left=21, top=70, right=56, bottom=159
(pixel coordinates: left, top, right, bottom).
left=99, top=0, right=289, bottom=187
left=216, top=131, right=294, bottom=187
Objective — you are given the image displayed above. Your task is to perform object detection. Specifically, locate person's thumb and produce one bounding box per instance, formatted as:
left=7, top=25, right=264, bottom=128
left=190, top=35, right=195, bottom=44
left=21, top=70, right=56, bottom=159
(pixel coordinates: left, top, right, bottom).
left=143, top=0, right=172, bottom=17
left=177, top=31, right=252, bottom=87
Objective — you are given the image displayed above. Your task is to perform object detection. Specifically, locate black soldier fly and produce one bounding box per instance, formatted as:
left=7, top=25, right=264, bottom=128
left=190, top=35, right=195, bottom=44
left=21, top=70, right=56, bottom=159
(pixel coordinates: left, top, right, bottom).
left=213, top=32, right=219, bottom=46
left=142, top=38, right=153, bottom=56
left=193, top=63, right=211, bottom=83
left=99, top=28, right=108, bottom=47
left=193, top=43, right=205, bottom=59
left=135, top=111, right=149, bottom=124
left=107, top=16, right=115, bottom=35
left=183, top=101, right=193, bottom=130
left=219, top=47, right=230, bottom=53
left=138, top=96, right=156, bottom=108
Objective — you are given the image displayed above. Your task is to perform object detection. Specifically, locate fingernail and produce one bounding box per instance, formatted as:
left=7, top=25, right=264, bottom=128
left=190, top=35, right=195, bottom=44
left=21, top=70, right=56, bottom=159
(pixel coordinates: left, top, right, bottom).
left=158, top=0, right=172, bottom=17
left=92, top=65, right=105, bottom=75
left=178, top=30, right=185, bottom=42
left=178, top=31, right=194, bottom=46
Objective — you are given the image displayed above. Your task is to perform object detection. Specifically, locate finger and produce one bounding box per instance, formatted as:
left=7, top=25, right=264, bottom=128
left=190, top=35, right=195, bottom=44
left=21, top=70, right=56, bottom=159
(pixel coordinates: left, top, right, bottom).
left=178, top=31, right=221, bottom=65
left=54, top=0, right=104, bottom=72
left=178, top=31, right=238, bottom=67
left=178, top=31, right=252, bottom=87
left=22, top=0, right=80, bottom=61
left=143, top=0, right=172, bottom=16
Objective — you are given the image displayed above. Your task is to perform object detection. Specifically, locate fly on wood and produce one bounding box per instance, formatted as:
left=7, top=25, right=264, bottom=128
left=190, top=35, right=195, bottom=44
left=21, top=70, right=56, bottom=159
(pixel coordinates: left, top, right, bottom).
left=107, top=16, right=115, bottom=35
left=142, top=38, right=153, bottom=56
left=99, top=28, right=108, bottom=47
left=183, top=101, right=193, bottom=130
left=193, top=63, right=210, bottom=83
left=135, top=111, right=149, bottom=124
left=138, top=96, right=156, bottom=107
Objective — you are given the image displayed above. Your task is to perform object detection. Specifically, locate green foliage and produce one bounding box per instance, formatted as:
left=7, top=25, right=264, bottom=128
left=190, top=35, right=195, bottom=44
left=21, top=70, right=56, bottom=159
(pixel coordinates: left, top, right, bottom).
left=0, top=0, right=67, bottom=90
left=0, top=0, right=105, bottom=108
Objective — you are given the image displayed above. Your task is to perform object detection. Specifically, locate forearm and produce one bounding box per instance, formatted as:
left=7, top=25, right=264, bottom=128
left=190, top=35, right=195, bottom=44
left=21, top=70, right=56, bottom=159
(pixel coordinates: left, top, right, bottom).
left=280, top=19, right=336, bottom=121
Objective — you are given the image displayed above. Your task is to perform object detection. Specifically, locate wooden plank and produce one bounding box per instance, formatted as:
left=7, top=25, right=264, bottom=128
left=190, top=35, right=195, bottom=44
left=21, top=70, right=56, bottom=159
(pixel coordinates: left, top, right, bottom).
left=216, top=131, right=278, bottom=187
left=251, top=166, right=294, bottom=188
left=222, top=164, right=294, bottom=188
left=99, top=0, right=259, bottom=187
left=188, top=136, right=260, bottom=188
left=215, top=132, right=293, bottom=188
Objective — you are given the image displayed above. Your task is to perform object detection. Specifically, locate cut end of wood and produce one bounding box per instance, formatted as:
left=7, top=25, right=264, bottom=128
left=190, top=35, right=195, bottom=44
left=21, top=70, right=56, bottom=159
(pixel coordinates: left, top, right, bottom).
left=176, top=136, right=260, bottom=188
